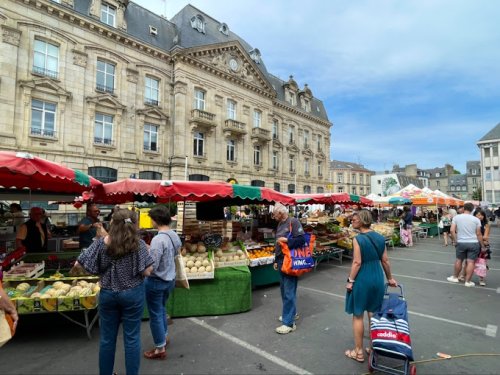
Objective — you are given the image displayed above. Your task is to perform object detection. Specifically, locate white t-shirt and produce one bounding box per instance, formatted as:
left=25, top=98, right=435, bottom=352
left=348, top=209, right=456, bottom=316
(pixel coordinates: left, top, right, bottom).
left=452, top=213, right=481, bottom=243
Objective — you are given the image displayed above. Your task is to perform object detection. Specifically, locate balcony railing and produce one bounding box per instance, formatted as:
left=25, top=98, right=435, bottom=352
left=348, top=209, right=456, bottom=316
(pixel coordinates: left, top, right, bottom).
left=223, top=119, right=247, bottom=135
left=191, top=109, right=215, bottom=122
left=32, top=66, right=59, bottom=79
left=30, top=127, right=56, bottom=138
left=251, top=127, right=271, bottom=142
left=94, top=137, right=114, bottom=146
left=190, top=109, right=216, bottom=130
left=96, top=84, right=114, bottom=94
left=144, top=98, right=159, bottom=106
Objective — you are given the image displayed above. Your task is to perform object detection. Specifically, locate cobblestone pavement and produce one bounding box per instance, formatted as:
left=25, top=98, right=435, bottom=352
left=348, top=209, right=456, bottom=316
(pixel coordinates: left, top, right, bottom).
left=2, top=228, right=499, bottom=374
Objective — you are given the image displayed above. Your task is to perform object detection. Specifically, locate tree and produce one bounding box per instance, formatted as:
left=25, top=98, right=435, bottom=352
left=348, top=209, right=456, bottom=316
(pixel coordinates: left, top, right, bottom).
left=472, top=187, right=482, bottom=201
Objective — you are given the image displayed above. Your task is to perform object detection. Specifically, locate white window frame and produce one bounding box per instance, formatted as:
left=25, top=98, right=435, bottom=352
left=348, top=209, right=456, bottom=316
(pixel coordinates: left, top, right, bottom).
left=289, top=156, right=295, bottom=173
left=143, top=124, right=158, bottom=152
left=253, top=110, right=261, bottom=128
left=94, top=113, right=114, bottom=145
left=272, top=151, right=279, bottom=170
left=272, top=120, right=278, bottom=139
left=227, top=139, right=236, bottom=161
left=145, top=76, right=160, bottom=105
left=101, top=2, right=116, bottom=27
left=194, top=89, right=206, bottom=110
left=304, top=159, right=310, bottom=174
left=254, top=145, right=261, bottom=165
left=304, top=130, right=309, bottom=148
left=193, top=132, right=204, bottom=156
left=338, top=173, right=343, bottom=183
left=318, top=161, right=323, bottom=177
left=31, top=99, right=56, bottom=137
left=96, top=59, right=115, bottom=93
left=33, top=39, right=59, bottom=79
left=227, top=99, right=236, bottom=120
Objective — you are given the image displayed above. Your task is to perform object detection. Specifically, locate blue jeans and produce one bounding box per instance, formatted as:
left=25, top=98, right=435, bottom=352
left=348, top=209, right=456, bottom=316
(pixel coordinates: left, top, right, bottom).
left=98, top=283, right=145, bottom=375
left=278, top=260, right=298, bottom=327
left=145, top=277, right=175, bottom=348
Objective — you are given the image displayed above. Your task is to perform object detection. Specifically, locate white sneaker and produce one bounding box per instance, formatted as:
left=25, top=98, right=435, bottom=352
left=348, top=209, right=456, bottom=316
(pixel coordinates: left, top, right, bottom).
left=275, top=324, right=296, bottom=334
left=279, top=314, right=299, bottom=322
left=464, top=281, right=475, bottom=287
left=447, top=276, right=459, bottom=283
left=479, top=281, right=486, bottom=286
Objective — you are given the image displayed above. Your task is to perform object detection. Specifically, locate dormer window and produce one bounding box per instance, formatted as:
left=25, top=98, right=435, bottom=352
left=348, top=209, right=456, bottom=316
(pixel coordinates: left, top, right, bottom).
left=101, top=2, right=116, bottom=27
left=249, top=48, right=261, bottom=64
left=288, top=92, right=296, bottom=106
left=219, top=23, right=229, bottom=36
left=191, top=15, right=205, bottom=34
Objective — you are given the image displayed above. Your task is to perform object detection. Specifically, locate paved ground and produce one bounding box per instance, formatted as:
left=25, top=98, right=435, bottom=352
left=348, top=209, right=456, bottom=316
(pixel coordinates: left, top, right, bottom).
left=1, top=227, right=499, bottom=374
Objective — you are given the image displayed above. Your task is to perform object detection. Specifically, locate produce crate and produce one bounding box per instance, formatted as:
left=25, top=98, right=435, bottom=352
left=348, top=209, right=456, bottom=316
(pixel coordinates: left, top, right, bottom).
left=3, top=261, right=45, bottom=279
left=214, top=249, right=249, bottom=268
left=186, top=258, right=215, bottom=280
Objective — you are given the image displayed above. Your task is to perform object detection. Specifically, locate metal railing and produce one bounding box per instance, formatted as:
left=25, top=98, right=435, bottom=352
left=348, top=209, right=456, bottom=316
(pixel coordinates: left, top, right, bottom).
left=32, top=66, right=58, bottom=79
left=96, top=84, right=114, bottom=94
left=30, top=127, right=56, bottom=138
left=94, top=137, right=114, bottom=146
left=144, top=98, right=159, bottom=106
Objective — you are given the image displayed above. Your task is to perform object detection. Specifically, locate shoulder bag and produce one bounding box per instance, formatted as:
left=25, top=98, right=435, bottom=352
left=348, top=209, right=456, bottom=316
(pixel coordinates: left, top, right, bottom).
left=280, top=222, right=315, bottom=276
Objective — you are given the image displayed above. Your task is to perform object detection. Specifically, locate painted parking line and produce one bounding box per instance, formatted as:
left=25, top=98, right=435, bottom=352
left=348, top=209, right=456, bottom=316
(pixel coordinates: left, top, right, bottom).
left=388, top=256, right=500, bottom=271
left=395, top=247, right=500, bottom=259
left=188, top=317, right=313, bottom=375
left=299, top=286, right=497, bottom=337
left=328, top=264, right=499, bottom=292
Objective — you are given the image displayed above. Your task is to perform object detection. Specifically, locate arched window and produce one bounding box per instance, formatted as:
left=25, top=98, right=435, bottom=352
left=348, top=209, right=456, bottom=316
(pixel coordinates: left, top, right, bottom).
left=288, top=184, right=295, bottom=193
left=88, top=166, right=117, bottom=183
left=274, top=183, right=281, bottom=192
left=317, top=187, right=324, bottom=193
left=303, top=185, right=311, bottom=193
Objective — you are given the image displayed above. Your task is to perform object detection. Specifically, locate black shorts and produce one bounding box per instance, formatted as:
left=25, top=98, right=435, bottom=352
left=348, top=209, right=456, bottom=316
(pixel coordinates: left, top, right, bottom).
left=442, top=225, right=451, bottom=233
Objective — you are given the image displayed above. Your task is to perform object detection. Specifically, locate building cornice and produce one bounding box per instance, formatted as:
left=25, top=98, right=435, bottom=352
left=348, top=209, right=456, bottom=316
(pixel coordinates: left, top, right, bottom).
left=273, top=99, right=331, bottom=127
left=18, top=0, right=171, bottom=62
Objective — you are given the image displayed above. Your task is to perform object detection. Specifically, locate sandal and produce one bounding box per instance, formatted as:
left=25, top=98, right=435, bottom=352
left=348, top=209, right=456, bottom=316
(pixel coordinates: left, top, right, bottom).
left=365, top=347, right=372, bottom=355
left=275, top=324, right=296, bottom=334
left=144, top=349, right=166, bottom=360
left=345, top=349, right=364, bottom=363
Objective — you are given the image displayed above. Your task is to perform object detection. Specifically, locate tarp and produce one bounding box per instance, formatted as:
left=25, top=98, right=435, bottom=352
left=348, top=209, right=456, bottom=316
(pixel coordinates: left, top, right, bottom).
left=288, top=193, right=373, bottom=207
left=93, top=179, right=296, bottom=205
left=0, top=151, right=102, bottom=197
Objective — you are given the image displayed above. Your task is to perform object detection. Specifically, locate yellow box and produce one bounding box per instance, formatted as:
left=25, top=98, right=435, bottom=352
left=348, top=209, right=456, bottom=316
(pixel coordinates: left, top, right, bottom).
left=139, top=209, right=153, bottom=229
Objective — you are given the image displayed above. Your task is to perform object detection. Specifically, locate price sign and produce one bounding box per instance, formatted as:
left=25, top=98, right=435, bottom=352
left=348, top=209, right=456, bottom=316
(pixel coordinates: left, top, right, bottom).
left=202, top=233, right=223, bottom=248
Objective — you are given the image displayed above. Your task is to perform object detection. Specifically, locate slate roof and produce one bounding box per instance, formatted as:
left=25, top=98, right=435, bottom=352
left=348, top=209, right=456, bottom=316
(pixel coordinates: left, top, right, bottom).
left=330, top=160, right=373, bottom=173
left=479, top=123, right=500, bottom=142
left=69, top=2, right=329, bottom=122
left=449, top=174, right=467, bottom=185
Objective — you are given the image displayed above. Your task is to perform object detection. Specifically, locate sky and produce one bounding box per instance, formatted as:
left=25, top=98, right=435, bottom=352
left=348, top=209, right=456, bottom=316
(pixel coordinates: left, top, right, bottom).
left=133, top=0, right=500, bottom=174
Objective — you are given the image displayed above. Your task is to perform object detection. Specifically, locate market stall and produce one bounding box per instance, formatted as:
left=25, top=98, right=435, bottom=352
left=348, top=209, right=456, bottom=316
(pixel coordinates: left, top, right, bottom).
left=94, top=179, right=296, bottom=313
left=0, top=151, right=103, bottom=337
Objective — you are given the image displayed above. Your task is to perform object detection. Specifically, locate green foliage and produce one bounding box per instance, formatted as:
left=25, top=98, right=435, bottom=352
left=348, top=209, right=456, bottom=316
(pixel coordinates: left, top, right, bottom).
left=472, top=188, right=482, bottom=201
left=453, top=169, right=461, bottom=174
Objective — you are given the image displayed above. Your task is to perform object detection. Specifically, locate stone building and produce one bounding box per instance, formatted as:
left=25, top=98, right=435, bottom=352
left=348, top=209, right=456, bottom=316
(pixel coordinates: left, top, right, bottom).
left=478, top=123, right=500, bottom=203
left=330, top=160, right=374, bottom=196
left=0, top=0, right=331, bottom=192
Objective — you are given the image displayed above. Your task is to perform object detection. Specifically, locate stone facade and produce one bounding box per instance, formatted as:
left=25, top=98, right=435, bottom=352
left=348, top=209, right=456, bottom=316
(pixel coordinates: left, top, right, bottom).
left=0, top=1, right=331, bottom=192
left=330, top=160, right=374, bottom=196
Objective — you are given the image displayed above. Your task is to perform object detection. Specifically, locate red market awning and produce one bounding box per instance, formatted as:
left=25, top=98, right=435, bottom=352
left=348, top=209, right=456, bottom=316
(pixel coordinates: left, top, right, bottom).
left=290, top=193, right=373, bottom=207
left=94, top=179, right=296, bottom=205
left=0, top=151, right=102, bottom=196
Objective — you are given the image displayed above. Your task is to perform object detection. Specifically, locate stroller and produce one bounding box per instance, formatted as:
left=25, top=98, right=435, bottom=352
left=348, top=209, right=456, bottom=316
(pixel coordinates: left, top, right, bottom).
left=369, top=284, right=416, bottom=375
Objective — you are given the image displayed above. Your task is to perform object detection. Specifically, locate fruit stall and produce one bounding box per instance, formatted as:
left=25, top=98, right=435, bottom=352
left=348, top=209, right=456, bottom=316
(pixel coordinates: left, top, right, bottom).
left=93, top=179, right=296, bottom=317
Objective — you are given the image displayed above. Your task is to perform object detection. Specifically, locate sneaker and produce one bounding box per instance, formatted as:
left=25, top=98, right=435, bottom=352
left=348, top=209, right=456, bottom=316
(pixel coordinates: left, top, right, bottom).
left=447, top=276, right=459, bottom=283
left=275, top=324, right=296, bottom=334
left=479, top=281, right=486, bottom=286
left=279, top=313, right=299, bottom=322
left=464, top=281, right=475, bottom=287
left=458, top=276, right=465, bottom=282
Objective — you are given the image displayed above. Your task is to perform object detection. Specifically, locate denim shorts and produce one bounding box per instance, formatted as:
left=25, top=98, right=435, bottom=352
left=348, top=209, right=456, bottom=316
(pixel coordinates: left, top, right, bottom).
left=456, top=242, right=480, bottom=261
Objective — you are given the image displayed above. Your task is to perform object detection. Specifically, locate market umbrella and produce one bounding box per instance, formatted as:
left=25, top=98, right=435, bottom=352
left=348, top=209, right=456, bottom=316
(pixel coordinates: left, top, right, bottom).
left=0, top=151, right=102, bottom=197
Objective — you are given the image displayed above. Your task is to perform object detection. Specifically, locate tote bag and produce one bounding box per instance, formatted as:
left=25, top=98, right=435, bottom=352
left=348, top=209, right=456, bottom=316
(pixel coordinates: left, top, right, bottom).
left=280, top=223, right=315, bottom=276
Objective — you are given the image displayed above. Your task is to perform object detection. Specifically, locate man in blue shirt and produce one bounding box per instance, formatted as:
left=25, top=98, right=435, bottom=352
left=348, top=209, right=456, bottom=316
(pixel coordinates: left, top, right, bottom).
left=77, top=204, right=104, bottom=249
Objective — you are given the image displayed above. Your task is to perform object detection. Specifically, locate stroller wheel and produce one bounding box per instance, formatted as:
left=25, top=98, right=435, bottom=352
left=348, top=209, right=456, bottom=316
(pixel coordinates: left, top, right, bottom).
left=410, top=364, right=417, bottom=375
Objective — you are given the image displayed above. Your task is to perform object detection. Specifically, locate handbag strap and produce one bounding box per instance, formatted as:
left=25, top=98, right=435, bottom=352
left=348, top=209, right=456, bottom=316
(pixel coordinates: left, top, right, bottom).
left=157, top=232, right=181, bottom=255
left=362, top=232, right=383, bottom=261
